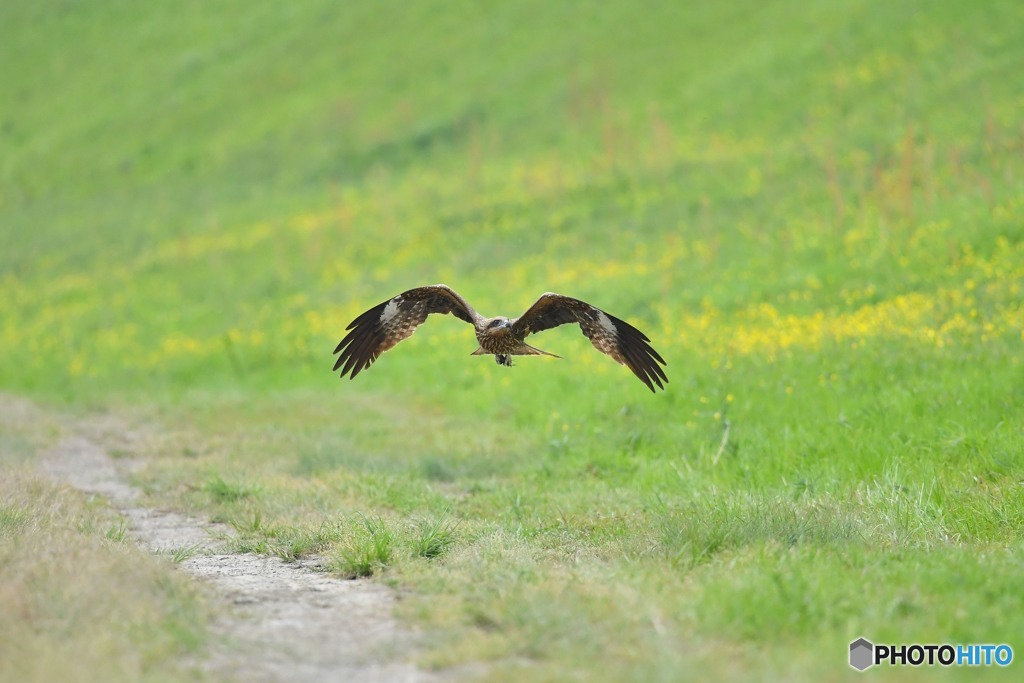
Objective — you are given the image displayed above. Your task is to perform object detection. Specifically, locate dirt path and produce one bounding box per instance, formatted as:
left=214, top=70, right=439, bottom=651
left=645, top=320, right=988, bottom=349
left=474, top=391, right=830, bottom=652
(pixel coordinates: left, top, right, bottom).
left=21, top=402, right=440, bottom=683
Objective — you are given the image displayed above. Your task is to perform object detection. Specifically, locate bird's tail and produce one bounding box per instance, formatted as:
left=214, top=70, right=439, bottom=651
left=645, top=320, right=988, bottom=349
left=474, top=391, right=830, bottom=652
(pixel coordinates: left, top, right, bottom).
left=470, top=344, right=560, bottom=358
left=513, top=343, right=561, bottom=358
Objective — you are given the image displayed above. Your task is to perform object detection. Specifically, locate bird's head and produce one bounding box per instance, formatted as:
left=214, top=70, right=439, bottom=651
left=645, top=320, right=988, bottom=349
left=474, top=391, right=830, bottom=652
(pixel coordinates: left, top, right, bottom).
left=484, top=317, right=512, bottom=335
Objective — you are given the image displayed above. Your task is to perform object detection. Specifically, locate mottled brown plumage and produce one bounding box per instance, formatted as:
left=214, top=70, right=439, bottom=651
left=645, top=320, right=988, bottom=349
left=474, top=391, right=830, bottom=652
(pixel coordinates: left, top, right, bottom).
left=332, top=285, right=668, bottom=392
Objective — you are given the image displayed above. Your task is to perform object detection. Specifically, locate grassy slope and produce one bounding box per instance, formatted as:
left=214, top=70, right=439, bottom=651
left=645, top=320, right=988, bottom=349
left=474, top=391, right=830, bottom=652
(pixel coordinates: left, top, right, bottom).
left=2, top=0, right=1023, bottom=680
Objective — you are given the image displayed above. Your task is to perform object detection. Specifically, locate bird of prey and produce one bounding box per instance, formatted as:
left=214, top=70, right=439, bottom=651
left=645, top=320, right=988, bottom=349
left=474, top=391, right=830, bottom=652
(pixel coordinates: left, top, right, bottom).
left=332, top=285, right=668, bottom=392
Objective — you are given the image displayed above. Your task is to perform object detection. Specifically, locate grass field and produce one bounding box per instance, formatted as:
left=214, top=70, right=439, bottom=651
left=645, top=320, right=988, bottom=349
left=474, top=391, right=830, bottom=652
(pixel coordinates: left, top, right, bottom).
left=2, top=0, right=1023, bottom=680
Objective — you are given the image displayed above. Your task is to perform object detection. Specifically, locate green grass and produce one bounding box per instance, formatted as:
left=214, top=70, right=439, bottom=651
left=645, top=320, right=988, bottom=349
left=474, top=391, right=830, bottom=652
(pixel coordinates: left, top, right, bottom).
left=333, top=514, right=397, bottom=578
left=2, top=0, right=1023, bottom=680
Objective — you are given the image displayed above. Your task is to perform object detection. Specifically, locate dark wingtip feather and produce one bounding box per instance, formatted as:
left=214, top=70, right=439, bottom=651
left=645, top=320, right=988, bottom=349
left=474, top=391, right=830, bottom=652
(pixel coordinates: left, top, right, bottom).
left=331, top=293, right=400, bottom=380
left=613, top=322, right=668, bottom=392
left=332, top=352, right=346, bottom=372
left=600, top=312, right=667, bottom=392
left=333, top=314, right=384, bottom=379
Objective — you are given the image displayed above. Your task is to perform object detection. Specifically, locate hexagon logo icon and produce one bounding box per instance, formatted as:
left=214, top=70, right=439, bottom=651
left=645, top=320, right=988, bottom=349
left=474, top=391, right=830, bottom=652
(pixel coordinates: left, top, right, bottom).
left=850, top=637, right=874, bottom=671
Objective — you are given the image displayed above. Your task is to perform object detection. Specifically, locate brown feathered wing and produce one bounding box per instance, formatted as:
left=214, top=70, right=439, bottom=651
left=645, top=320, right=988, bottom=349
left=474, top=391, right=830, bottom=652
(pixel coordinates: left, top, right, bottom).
left=511, top=293, right=668, bottom=392
left=333, top=285, right=478, bottom=379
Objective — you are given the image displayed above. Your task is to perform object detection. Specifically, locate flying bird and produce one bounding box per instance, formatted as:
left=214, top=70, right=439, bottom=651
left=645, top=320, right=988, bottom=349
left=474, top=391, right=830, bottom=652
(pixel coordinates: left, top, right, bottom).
left=332, top=285, right=668, bottom=392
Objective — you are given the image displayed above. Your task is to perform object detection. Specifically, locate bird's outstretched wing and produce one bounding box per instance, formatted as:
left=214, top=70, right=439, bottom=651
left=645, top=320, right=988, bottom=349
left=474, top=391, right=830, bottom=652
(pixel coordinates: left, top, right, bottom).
left=511, top=293, right=668, bottom=392
left=333, top=285, right=479, bottom=379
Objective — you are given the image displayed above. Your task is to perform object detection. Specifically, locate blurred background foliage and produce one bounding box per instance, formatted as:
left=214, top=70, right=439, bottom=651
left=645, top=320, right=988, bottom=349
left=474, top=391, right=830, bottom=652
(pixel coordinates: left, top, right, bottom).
left=2, top=0, right=1020, bottom=407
